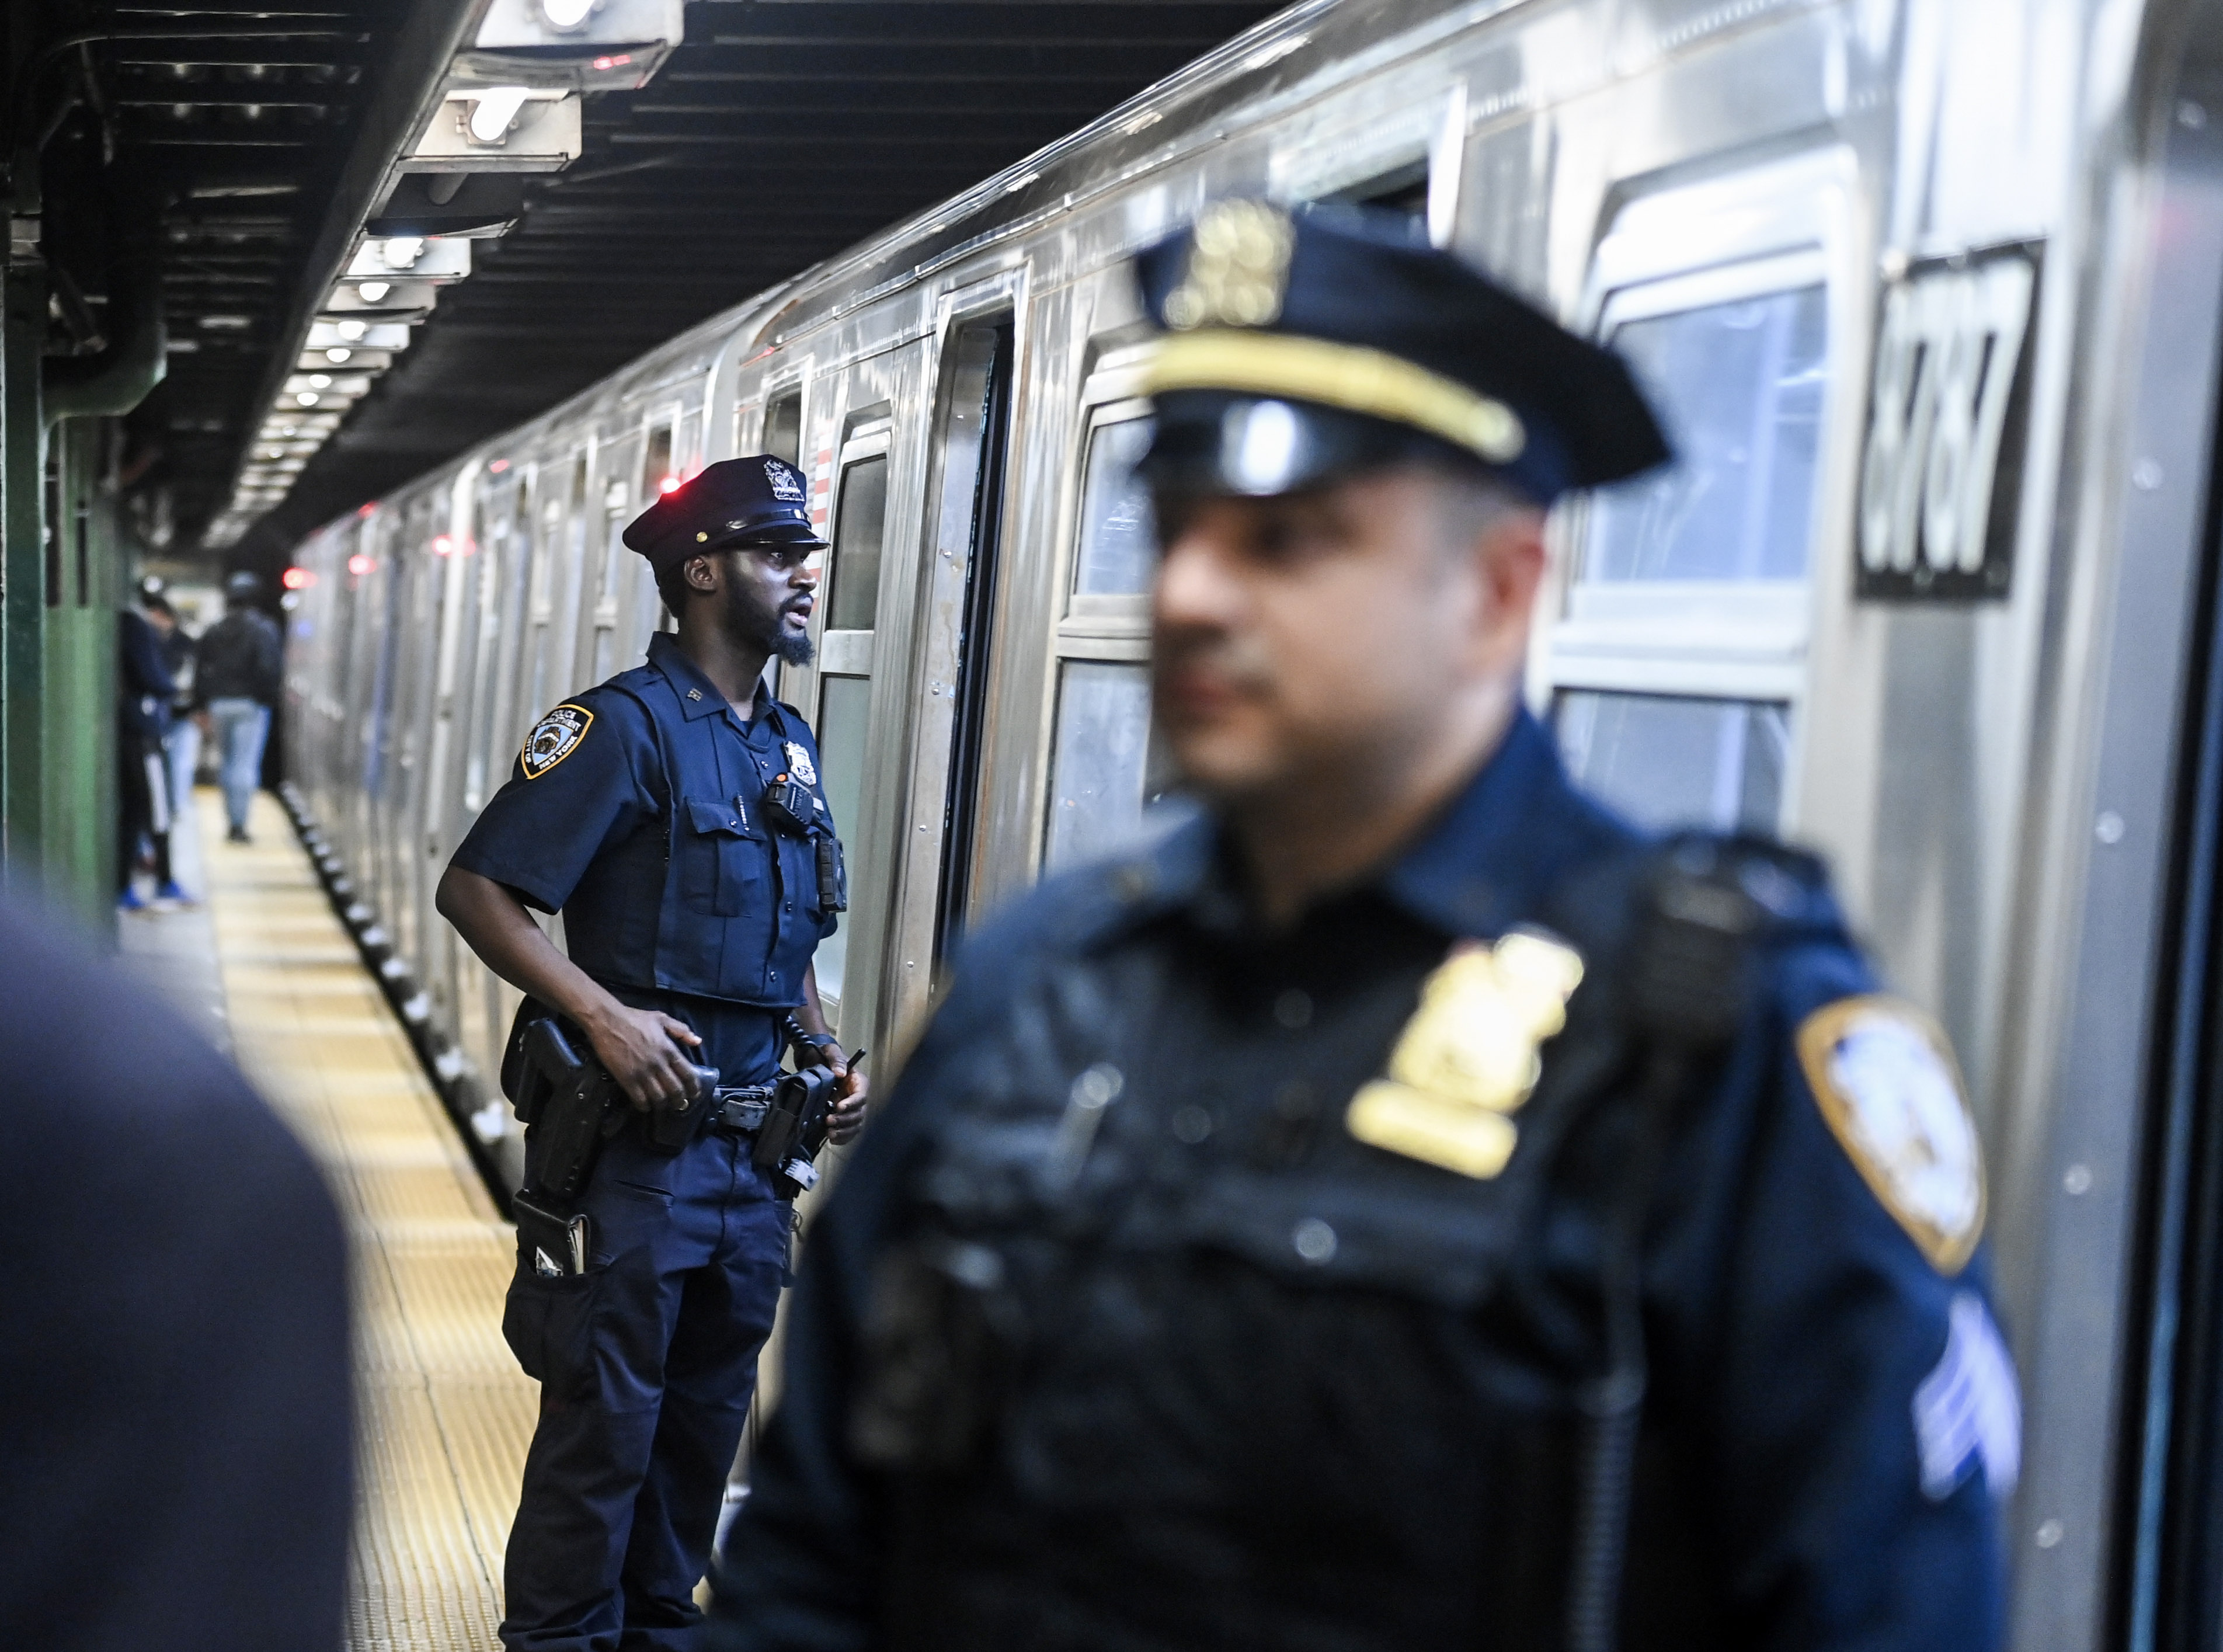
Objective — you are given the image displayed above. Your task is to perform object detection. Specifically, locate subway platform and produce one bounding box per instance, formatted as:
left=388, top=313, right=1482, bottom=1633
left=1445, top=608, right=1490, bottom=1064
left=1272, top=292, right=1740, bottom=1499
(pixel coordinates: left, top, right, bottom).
left=123, top=788, right=537, bottom=1651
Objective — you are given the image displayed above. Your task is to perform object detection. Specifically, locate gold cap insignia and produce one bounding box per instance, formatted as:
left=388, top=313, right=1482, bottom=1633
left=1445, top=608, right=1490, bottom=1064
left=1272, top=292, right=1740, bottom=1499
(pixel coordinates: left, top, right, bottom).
left=1347, top=931, right=1585, bottom=1179
left=1163, top=200, right=1295, bottom=332
left=1797, top=996, right=1985, bottom=1274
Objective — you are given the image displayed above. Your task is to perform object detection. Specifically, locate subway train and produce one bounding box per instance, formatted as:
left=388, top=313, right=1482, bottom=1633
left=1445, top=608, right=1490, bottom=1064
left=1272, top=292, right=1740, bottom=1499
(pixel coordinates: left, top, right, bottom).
left=281, top=0, right=2223, bottom=1644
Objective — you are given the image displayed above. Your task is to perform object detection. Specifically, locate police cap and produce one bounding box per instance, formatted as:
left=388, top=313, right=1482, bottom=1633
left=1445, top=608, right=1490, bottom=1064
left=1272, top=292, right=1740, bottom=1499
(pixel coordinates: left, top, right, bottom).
left=1133, top=201, right=1669, bottom=505
left=621, top=454, right=827, bottom=566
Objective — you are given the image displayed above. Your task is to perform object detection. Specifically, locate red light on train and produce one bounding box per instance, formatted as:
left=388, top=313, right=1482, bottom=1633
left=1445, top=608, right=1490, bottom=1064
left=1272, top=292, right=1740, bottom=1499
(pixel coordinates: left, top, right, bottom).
left=658, top=475, right=681, bottom=495
left=281, top=567, right=315, bottom=590
left=347, top=554, right=374, bottom=576
left=433, top=535, right=454, bottom=556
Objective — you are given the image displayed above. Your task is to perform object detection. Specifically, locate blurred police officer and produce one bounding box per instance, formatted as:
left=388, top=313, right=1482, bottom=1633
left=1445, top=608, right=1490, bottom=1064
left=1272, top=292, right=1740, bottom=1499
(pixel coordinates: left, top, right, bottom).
left=710, top=205, right=2015, bottom=1651
left=436, top=456, right=868, bottom=1651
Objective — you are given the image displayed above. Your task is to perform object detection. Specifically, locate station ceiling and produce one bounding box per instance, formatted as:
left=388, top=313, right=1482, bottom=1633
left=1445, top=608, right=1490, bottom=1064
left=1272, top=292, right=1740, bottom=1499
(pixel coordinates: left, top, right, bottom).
left=74, top=0, right=1290, bottom=572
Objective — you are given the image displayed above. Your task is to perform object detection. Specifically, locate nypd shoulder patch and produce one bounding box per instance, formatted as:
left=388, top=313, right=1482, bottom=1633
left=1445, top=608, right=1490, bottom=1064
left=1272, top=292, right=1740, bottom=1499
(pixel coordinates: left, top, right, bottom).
left=782, top=740, right=818, bottom=787
left=521, top=703, right=593, bottom=780
left=1797, top=995, right=1985, bottom=1274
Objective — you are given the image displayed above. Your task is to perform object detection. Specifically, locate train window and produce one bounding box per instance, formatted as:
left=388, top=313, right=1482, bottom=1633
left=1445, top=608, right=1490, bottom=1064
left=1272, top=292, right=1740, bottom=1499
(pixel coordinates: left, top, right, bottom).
left=1584, top=284, right=1827, bottom=584
left=1554, top=688, right=1790, bottom=834
left=763, top=389, right=802, bottom=466
left=827, top=454, right=888, bottom=632
left=643, top=423, right=674, bottom=495
left=810, top=672, right=874, bottom=1003
left=1074, top=411, right=1156, bottom=597
left=1044, top=660, right=1164, bottom=871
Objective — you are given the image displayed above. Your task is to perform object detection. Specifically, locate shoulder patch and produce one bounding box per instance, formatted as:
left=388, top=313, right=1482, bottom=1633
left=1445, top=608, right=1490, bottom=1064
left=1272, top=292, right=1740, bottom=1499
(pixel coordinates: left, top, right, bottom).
left=521, top=703, right=594, bottom=780
left=782, top=739, right=817, bottom=787
left=1797, top=995, right=1984, bottom=1274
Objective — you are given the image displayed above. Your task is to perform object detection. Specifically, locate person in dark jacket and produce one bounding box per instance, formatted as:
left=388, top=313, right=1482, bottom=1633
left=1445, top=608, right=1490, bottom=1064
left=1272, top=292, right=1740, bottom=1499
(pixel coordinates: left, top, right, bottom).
left=0, top=896, right=354, bottom=1650
left=117, top=606, right=186, bottom=910
left=193, top=570, right=283, bottom=844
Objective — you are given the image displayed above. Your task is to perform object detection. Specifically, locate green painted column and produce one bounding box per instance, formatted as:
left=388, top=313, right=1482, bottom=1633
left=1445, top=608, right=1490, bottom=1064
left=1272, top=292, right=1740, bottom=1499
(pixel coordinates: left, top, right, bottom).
left=0, top=242, right=46, bottom=888
left=43, top=419, right=116, bottom=928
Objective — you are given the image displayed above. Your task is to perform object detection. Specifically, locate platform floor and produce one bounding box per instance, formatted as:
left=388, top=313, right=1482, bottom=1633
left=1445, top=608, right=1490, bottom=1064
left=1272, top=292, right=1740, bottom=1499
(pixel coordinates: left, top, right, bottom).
left=185, top=788, right=536, bottom=1650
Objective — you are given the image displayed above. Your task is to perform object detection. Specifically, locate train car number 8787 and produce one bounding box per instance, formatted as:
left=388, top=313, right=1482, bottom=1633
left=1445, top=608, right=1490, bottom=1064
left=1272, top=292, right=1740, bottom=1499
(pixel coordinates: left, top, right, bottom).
left=1856, top=244, right=2042, bottom=602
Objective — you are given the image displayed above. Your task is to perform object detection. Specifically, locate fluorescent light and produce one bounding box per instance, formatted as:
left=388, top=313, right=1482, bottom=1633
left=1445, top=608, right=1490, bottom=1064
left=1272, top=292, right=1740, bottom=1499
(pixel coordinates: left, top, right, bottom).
left=336, top=320, right=367, bottom=342
left=359, top=281, right=391, bottom=301
left=541, top=0, right=594, bottom=26
left=378, top=237, right=425, bottom=270
left=467, top=86, right=531, bottom=145
left=325, top=347, right=352, bottom=363
left=296, top=391, right=320, bottom=406
left=308, top=374, right=332, bottom=389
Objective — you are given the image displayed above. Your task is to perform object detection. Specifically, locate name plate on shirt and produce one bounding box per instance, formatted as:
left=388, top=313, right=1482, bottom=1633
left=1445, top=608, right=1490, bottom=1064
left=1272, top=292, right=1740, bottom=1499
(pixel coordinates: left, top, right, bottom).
left=1347, top=931, right=1584, bottom=1180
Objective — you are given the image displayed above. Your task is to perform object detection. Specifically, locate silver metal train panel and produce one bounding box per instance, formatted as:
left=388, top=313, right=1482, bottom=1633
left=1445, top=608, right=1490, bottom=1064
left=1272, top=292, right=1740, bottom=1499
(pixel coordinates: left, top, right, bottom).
left=280, top=2, right=2223, bottom=1643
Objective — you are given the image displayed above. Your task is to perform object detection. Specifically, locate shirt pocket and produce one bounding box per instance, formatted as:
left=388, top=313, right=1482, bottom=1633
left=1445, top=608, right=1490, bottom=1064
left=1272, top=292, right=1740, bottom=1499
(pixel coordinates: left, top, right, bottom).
left=681, top=797, right=767, bottom=917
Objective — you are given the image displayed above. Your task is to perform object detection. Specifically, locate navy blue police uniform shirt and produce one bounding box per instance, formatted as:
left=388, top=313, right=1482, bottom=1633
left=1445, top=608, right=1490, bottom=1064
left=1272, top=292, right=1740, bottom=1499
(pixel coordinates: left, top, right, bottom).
left=711, top=709, right=2015, bottom=1652
left=450, top=631, right=840, bottom=1087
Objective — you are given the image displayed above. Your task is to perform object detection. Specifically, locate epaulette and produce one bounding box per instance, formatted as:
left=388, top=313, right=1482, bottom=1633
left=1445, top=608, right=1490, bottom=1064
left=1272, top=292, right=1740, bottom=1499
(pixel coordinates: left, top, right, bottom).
left=1625, top=833, right=1828, bottom=1053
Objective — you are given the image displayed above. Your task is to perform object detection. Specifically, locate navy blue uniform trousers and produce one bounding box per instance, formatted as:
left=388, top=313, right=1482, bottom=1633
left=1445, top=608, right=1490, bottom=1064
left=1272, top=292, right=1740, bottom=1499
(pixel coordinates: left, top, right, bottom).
left=502, top=1120, right=791, bottom=1652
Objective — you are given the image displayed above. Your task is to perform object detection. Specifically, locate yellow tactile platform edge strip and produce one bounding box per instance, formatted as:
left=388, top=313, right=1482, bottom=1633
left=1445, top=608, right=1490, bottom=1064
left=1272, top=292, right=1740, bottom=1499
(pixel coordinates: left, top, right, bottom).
left=201, top=790, right=535, bottom=1652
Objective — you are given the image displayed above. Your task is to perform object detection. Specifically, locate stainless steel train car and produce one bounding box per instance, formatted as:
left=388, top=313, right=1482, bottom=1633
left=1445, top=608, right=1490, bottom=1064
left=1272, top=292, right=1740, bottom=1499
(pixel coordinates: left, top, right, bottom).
left=283, top=0, right=2223, bottom=1642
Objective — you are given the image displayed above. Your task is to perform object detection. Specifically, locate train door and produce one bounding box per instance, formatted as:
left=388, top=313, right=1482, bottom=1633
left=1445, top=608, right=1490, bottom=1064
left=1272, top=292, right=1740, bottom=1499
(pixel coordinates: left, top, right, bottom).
left=415, top=469, right=481, bottom=1043
left=889, top=305, right=1018, bottom=1023
left=808, top=415, right=890, bottom=1026
left=1039, top=341, right=1162, bottom=878
left=1536, top=149, right=1859, bottom=840
left=580, top=427, right=641, bottom=688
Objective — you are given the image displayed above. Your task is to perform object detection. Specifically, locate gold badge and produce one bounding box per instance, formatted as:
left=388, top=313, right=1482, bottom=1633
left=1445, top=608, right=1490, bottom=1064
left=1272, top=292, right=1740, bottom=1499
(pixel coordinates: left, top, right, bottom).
left=1163, top=200, right=1296, bottom=332
left=1797, top=996, right=1985, bottom=1274
left=1347, top=931, right=1585, bottom=1179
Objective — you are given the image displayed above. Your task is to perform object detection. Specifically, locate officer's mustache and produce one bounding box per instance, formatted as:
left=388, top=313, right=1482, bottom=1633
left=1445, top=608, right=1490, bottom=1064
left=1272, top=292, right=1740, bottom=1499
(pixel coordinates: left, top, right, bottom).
left=1151, top=625, right=1273, bottom=696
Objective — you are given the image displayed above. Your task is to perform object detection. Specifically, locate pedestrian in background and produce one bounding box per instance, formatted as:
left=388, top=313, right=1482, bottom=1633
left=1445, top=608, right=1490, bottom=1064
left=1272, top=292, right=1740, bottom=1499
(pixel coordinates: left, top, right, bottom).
left=193, top=569, right=282, bottom=845
left=116, top=606, right=186, bottom=911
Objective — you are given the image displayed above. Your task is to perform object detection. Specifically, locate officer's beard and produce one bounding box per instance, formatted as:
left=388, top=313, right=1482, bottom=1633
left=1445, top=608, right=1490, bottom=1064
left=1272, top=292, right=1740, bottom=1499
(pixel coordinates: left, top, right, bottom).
left=726, top=580, right=816, bottom=667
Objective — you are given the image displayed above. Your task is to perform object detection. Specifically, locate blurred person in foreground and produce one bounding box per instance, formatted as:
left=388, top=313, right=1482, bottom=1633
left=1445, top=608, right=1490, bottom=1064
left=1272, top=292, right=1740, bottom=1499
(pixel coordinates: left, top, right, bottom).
left=195, top=569, right=283, bottom=844
left=0, top=899, right=352, bottom=1648
left=709, top=203, right=2016, bottom=1651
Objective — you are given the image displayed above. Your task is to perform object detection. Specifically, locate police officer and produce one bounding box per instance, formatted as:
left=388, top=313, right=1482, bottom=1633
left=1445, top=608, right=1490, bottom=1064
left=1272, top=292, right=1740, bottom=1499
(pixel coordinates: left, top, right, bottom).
left=709, top=205, right=2015, bottom=1650
left=436, top=455, right=868, bottom=1651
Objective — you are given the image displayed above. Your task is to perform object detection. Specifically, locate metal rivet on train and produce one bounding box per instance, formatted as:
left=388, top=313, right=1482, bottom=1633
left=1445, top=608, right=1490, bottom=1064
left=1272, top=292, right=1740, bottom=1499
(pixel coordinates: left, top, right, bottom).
left=2063, top=1164, right=2093, bottom=1196
left=2095, top=812, right=2125, bottom=845
left=2134, top=460, right=2163, bottom=491
left=2181, top=100, right=2208, bottom=129
left=2034, top=1520, right=2064, bottom=1549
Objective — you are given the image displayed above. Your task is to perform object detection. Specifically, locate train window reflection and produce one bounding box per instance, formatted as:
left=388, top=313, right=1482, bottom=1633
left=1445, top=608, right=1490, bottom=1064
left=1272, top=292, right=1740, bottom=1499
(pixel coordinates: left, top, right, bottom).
left=1045, top=659, right=1164, bottom=870
left=812, top=673, right=872, bottom=1003
left=1554, top=688, right=1789, bottom=833
left=1586, top=285, right=1825, bottom=583
left=1075, top=416, right=1156, bottom=596
left=827, top=455, right=888, bottom=632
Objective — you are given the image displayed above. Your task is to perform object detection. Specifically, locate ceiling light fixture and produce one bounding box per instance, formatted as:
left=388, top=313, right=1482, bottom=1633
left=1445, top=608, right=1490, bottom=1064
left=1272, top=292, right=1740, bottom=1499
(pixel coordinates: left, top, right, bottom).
left=380, top=237, right=426, bottom=270
left=297, top=391, right=320, bottom=406
left=326, top=347, right=352, bottom=363
left=359, top=280, right=392, bottom=302
left=336, top=320, right=367, bottom=342
left=541, top=0, right=595, bottom=28
left=467, top=86, right=531, bottom=144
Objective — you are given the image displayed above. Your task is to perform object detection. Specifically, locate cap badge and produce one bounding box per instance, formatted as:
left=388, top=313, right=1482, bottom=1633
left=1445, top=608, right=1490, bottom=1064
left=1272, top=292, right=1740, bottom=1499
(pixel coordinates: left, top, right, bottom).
left=766, top=459, right=807, bottom=504
left=520, top=702, right=593, bottom=781
left=1164, top=200, right=1295, bottom=331
left=782, top=740, right=818, bottom=787
left=1345, top=930, right=1584, bottom=1179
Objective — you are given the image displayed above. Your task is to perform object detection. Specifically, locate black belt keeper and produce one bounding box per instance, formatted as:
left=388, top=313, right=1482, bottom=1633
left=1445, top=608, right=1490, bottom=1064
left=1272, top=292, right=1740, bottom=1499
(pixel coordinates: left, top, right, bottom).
left=708, top=1084, right=777, bottom=1135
